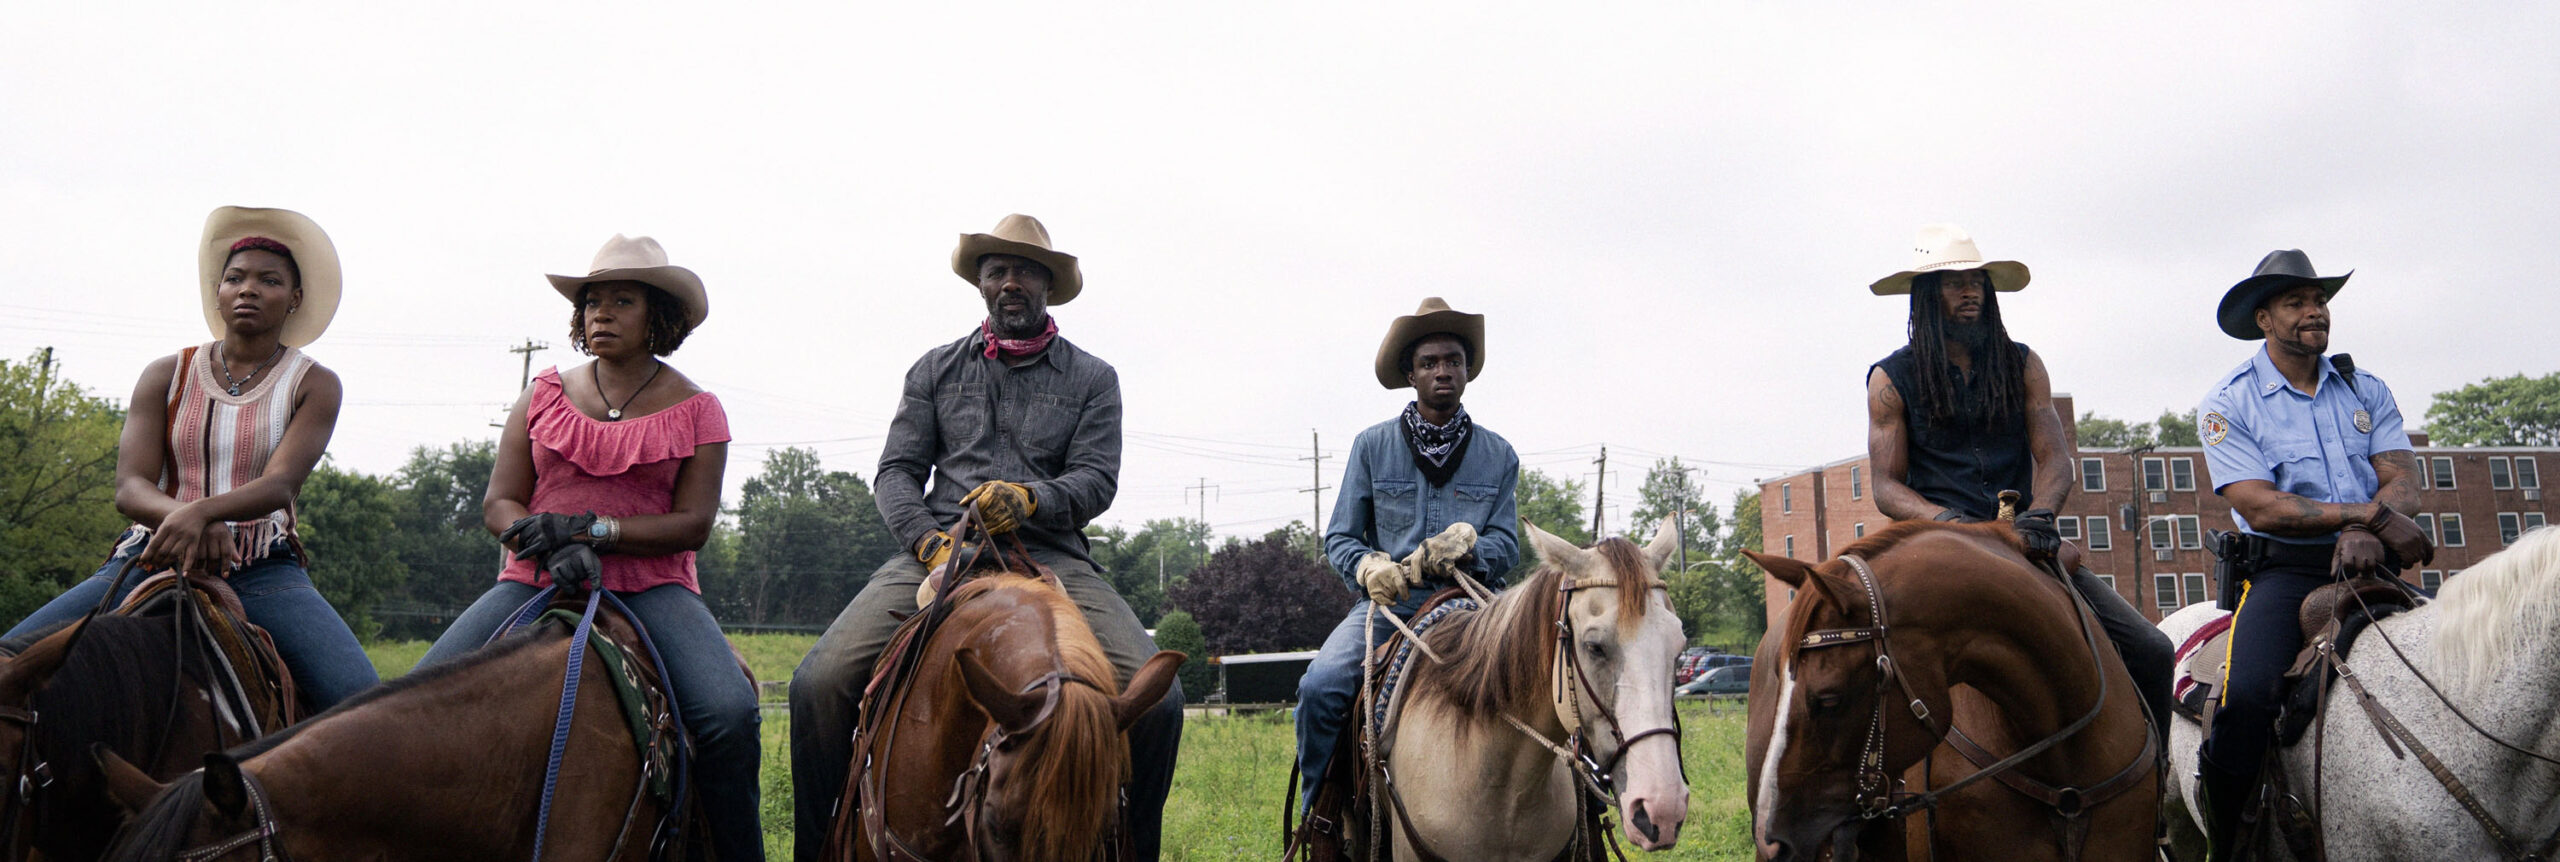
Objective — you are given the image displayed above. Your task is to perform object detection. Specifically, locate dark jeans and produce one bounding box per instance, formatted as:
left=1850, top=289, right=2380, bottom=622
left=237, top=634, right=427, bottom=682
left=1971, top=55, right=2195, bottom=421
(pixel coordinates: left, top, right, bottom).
left=420, top=581, right=764, bottom=862
left=2200, top=565, right=2326, bottom=774
left=1293, top=588, right=1433, bottom=811
left=2072, top=565, right=2176, bottom=748
left=5, top=530, right=379, bottom=709
left=788, top=552, right=1184, bottom=862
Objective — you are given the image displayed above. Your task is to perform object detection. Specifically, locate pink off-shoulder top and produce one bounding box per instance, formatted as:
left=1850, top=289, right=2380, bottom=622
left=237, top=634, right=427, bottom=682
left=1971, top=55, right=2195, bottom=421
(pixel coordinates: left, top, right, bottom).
left=499, top=367, right=730, bottom=593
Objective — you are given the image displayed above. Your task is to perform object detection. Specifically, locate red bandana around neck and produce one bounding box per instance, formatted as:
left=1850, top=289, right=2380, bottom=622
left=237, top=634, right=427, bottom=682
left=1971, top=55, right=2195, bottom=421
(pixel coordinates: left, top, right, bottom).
left=981, top=317, right=1059, bottom=361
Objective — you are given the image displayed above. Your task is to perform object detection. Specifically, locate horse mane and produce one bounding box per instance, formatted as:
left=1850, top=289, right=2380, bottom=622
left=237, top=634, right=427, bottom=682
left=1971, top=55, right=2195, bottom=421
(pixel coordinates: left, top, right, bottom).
left=30, top=614, right=211, bottom=777
left=101, top=771, right=209, bottom=862
left=2429, top=525, right=2560, bottom=699
left=1834, top=519, right=2024, bottom=565
left=1408, top=536, right=1658, bottom=731
left=953, top=574, right=1124, bottom=861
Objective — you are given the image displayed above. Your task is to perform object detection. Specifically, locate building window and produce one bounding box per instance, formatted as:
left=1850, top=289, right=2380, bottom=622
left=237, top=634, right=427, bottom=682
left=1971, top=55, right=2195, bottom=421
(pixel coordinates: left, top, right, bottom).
left=2058, top=516, right=2082, bottom=541
left=2520, top=457, right=2542, bottom=490
left=2081, top=458, right=2106, bottom=492
left=2143, top=457, right=2167, bottom=492
left=2416, top=513, right=2438, bottom=545
left=1785, top=535, right=1796, bottom=557
left=2431, top=456, right=2456, bottom=489
left=1782, top=482, right=1793, bottom=513
left=2149, top=517, right=2175, bottom=550
left=2183, top=573, right=2208, bottom=606
left=2086, top=516, right=2112, bottom=550
left=2094, top=572, right=2116, bottom=592
left=2527, top=513, right=2549, bottom=532
left=2155, top=574, right=2179, bottom=614
left=2491, top=457, right=2515, bottom=490
left=1850, top=466, right=1864, bottom=500
left=2176, top=515, right=2203, bottom=550
left=2500, top=513, right=2523, bottom=545
left=2440, top=514, right=2466, bottom=547
left=2422, top=570, right=2442, bottom=592
left=1853, top=522, right=1866, bottom=538
left=2171, top=457, right=2197, bottom=492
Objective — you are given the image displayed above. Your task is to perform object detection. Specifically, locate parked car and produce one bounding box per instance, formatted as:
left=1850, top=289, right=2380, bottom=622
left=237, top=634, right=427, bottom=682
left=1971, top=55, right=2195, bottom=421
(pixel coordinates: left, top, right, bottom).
left=1677, top=664, right=1751, bottom=696
left=1675, top=648, right=1717, bottom=684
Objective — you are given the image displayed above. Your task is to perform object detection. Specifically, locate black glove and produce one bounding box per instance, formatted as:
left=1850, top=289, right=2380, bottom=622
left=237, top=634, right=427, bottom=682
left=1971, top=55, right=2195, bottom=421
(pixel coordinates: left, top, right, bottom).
left=501, top=512, right=596, bottom=561
left=2013, top=508, right=2061, bottom=561
left=542, top=543, right=602, bottom=592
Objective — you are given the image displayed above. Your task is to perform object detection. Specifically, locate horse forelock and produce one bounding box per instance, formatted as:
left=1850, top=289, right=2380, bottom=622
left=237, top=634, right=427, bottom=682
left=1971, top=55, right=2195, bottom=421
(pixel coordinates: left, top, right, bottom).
left=1593, top=536, right=1662, bottom=634
left=2430, top=525, right=2560, bottom=698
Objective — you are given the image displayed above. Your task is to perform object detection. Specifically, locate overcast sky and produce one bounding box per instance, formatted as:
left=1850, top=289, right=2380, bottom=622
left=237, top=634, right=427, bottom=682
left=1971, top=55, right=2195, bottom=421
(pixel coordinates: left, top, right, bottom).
left=6, top=4, right=2554, bottom=542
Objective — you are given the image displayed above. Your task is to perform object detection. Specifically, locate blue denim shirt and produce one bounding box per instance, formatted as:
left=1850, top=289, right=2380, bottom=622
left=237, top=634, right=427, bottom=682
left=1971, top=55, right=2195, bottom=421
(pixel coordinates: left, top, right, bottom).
left=1323, top=417, right=1522, bottom=593
left=2199, top=349, right=2412, bottom=544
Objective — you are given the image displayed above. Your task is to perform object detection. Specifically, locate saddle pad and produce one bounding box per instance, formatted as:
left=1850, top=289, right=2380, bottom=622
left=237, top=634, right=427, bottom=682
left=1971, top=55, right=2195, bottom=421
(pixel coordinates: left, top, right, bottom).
left=2173, top=612, right=2236, bottom=710
left=1366, top=597, right=1482, bottom=736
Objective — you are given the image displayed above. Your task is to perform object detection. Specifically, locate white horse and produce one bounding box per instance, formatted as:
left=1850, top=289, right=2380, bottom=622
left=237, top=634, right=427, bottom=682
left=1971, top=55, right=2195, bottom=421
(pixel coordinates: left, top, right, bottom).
left=1366, top=519, right=1693, bottom=859
left=2161, top=525, right=2560, bottom=861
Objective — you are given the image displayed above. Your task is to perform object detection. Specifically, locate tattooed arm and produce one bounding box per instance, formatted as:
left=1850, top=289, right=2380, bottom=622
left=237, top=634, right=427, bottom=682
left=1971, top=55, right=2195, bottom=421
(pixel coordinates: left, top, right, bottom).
left=2217, top=450, right=2420, bottom=537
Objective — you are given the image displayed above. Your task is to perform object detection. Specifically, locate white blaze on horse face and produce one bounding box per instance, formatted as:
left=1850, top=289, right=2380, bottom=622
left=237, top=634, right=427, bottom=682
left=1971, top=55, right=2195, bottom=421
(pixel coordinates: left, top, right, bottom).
left=1756, top=664, right=1796, bottom=843
left=1610, top=600, right=1690, bottom=850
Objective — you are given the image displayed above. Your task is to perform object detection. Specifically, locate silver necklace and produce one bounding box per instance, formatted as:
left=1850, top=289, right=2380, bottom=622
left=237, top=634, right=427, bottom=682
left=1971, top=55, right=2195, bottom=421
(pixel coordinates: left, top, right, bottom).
left=595, top=360, right=664, bottom=421
left=216, top=343, right=285, bottom=396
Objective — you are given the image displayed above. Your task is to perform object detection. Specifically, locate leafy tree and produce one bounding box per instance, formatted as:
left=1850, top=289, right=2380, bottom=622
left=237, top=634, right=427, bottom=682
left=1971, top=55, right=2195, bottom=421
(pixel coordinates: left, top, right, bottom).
left=2154, top=409, right=2201, bottom=447
left=720, top=447, right=894, bottom=626
left=2075, top=412, right=2155, bottom=449
left=384, top=441, right=503, bottom=628
left=1150, top=610, right=1214, bottom=703
left=1167, top=527, right=1350, bottom=656
left=297, top=463, right=404, bottom=641
left=1626, top=458, right=1718, bottom=562
left=2425, top=372, right=2560, bottom=446
left=0, top=351, right=126, bottom=623
left=1085, top=518, right=1210, bottom=626
left=1729, top=490, right=1763, bottom=559
left=1511, top=468, right=1592, bottom=580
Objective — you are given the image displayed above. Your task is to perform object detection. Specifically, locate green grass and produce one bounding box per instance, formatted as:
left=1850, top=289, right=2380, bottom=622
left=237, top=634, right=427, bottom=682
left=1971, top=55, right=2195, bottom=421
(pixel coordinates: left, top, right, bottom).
left=366, top=640, right=1757, bottom=859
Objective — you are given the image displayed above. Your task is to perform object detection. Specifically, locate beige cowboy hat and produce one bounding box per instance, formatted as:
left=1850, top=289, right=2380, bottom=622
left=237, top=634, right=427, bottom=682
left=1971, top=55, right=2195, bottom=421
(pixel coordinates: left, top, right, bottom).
left=1867, top=223, right=2031, bottom=296
left=199, top=206, right=342, bottom=347
left=547, top=234, right=709, bottom=329
left=1373, top=297, right=1485, bottom=390
left=951, top=214, right=1083, bottom=305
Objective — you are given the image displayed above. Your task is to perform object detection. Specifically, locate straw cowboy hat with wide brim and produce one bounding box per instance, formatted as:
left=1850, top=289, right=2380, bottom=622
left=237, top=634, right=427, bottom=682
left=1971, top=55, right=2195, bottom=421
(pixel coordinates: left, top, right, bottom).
left=547, top=234, right=709, bottom=329
left=200, top=206, right=342, bottom=347
left=952, top=214, right=1083, bottom=305
left=1374, top=297, right=1486, bottom=390
left=2217, top=249, right=2351, bottom=340
left=1868, top=223, right=2032, bottom=296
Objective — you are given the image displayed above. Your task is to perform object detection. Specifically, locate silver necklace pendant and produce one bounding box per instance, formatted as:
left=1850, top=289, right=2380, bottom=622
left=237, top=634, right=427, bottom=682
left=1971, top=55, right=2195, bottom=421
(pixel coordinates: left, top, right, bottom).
left=228, top=384, right=241, bottom=396
left=606, top=408, right=623, bottom=421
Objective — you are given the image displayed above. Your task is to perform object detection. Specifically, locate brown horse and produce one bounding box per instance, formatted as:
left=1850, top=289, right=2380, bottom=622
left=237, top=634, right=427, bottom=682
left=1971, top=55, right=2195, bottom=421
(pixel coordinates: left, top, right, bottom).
left=1745, top=522, right=2155, bottom=862
left=833, top=571, right=1182, bottom=862
left=97, top=596, right=695, bottom=862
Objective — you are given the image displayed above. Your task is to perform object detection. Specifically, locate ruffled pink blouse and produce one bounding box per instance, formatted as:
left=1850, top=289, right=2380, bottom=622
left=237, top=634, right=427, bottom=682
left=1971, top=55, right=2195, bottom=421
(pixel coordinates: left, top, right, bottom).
left=499, top=367, right=730, bottom=593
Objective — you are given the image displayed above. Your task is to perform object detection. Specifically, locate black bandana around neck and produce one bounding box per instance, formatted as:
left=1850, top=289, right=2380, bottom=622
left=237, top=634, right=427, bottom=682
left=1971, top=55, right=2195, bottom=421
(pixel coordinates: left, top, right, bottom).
left=1400, top=402, right=1474, bottom=487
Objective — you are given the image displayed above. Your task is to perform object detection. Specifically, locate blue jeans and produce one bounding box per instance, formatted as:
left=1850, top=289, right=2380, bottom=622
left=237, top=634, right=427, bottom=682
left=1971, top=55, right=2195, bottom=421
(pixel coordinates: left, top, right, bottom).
left=5, top=531, right=380, bottom=710
left=420, top=581, right=764, bottom=862
left=1294, top=589, right=1433, bottom=811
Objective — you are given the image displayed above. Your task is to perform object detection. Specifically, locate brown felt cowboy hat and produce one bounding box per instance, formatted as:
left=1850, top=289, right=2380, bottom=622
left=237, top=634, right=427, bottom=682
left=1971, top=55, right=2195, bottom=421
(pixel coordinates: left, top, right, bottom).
left=547, top=234, right=709, bottom=329
left=1868, top=223, right=2031, bottom=296
left=952, top=214, right=1083, bottom=305
left=1374, top=297, right=1485, bottom=390
left=2217, top=249, right=2351, bottom=340
left=200, top=206, right=342, bottom=347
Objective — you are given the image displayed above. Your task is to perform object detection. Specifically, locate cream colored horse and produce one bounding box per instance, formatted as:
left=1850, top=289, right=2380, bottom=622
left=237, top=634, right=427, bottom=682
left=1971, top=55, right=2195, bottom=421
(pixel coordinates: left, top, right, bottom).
left=1368, top=519, right=1692, bottom=859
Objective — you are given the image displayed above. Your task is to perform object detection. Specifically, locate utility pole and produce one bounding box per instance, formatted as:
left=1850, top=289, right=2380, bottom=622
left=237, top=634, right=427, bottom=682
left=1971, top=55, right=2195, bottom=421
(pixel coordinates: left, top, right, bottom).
left=1590, top=446, right=1610, bottom=539
left=1671, top=464, right=1699, bottom=572
left=1185, top=478, right=1220, bottom=528
left=2127, top=443, right=2155, bottom=615
left=36, top=346, right=53, bottom=393
left=1300, top=429, right=1330, bottom=529
left=508, top=339, right=550, bottom=391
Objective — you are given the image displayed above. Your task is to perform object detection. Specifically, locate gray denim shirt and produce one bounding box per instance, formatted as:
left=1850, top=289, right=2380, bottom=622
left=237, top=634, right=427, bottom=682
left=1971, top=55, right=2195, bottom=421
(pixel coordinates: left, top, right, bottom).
left=1323, top=416, right=1522, bottom=593
left=875, top=330, right=1121, bottom=565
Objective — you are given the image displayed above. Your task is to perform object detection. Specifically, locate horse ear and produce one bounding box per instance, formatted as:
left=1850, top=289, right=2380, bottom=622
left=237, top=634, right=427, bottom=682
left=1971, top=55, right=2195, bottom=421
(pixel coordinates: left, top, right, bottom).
left=954, top=648, right=1042, bottom=733
left=1112, top=651, right=1186, bottom=731
left=203, top=752, right=248, bottom=821
left=1740, top=549, right=1811, bottom=587
left=1642, top=518, right=1682, bottom=572
left=1522, top=521, right=1585, bottom=567
left=92, top=743, right=165, bottom=813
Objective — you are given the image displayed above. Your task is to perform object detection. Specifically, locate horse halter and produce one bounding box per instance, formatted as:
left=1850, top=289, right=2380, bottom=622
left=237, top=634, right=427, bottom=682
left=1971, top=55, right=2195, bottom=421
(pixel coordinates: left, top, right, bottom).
left=1546, top=571, right=1687, bottom=798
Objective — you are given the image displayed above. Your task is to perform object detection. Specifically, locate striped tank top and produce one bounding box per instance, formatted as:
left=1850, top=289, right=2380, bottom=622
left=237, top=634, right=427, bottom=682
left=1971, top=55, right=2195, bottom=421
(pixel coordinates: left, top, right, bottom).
left=143, top=343, right=317, bottom=566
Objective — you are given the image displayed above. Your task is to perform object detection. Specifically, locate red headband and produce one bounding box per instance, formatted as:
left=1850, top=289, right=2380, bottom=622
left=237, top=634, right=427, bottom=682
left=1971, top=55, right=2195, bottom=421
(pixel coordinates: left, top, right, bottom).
left=229, top=236, right=293, bottom=257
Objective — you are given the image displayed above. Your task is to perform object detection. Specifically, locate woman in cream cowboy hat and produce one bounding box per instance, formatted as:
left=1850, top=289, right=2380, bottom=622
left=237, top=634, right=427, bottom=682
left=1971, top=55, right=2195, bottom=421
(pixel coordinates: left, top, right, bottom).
left=412, top=234, right=762, bottom=862
left=4, top=206, right=380, bottom=709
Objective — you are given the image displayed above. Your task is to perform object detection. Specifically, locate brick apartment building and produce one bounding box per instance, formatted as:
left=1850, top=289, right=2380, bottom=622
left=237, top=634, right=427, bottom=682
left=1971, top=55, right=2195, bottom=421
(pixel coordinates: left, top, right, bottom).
left=1758, top=395, right=2556, bottom=628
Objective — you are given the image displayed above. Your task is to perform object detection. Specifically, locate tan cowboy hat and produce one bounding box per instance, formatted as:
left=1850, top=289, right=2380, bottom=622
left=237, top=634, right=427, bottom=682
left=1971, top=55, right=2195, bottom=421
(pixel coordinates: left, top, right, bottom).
left=1867, top=223, right=2031, bottom=296
left=199, top=206, right=342, bottom=347
left=951, top=214, right=1083, bottom=305
left=547, top=235, right=709, bottom=329
left=1373, top=297, right=1485, bottom=390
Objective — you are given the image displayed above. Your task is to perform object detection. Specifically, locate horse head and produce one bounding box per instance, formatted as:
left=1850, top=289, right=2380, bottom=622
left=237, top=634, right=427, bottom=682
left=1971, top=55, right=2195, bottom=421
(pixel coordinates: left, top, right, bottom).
left=1522, top=518, right=1692, bottom=851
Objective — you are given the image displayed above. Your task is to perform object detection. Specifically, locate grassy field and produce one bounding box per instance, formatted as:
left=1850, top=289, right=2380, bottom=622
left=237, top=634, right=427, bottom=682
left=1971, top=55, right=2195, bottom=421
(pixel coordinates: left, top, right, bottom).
left=371, top=635, right=1756, bottom=860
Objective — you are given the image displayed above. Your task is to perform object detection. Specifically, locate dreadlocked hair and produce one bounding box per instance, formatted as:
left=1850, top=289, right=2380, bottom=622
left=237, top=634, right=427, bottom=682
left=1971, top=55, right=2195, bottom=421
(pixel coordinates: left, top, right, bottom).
left=1906, top=271, right=2026, bottom=427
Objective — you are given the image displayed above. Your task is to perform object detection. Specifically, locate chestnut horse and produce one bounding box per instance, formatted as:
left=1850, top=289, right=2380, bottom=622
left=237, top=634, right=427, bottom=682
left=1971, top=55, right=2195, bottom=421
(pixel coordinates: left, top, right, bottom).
left=1746, top=522, right=2156, bottom=862
left=831, top=571, right=1182, bottom=862
left=99, top=594, right=696, bottom=862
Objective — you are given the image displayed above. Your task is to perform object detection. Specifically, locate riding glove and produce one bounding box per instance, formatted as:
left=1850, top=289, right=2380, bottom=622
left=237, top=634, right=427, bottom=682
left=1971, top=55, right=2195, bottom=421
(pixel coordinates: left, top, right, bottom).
left=916, top=530, right=959, bottom=570
left=1357, top=551, right=1423, bottom=605
left=2333, top=527, right=2388, bottom=579
left=2011, top=508, right=2062, bottom=561
left=502, top=511, right=596, bottom=560
left=542, top=543, right=603, bottom=592
left=2362, top=504, right=2436, bottom=568
left=1403, top=522, right=1479, bottom=580
left=962, top=481, right=1037, bottom=534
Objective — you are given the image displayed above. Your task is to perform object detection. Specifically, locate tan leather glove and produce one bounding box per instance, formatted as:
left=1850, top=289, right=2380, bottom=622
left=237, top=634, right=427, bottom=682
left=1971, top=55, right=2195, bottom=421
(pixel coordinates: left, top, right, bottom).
left=961, top=481, right=1037, bottom=534
left=1356, top=551, right=1423, bottom=605
left=1402, top=522, right=1479, bottom=580
left=916, top=530, right=958, bottom=569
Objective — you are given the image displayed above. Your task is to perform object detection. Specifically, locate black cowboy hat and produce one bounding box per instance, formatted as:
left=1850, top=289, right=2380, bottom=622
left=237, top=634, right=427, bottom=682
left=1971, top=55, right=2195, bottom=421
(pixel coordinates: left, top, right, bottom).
left=2217, top=249, right=2351, bottom=340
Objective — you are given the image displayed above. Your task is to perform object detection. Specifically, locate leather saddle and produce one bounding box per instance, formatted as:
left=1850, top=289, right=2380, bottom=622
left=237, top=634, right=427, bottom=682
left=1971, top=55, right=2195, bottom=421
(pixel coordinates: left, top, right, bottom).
left=115, top=571, right=303, bottom=734
left=2173, top=576, right=2418, bottom=746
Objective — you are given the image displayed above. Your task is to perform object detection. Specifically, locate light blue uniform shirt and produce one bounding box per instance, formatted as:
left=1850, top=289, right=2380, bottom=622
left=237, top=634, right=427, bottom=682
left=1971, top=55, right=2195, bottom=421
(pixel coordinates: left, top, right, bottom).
left=2198, top=350, right=2413, bottom=544
left=1323, top=417, right=1522, bottom=593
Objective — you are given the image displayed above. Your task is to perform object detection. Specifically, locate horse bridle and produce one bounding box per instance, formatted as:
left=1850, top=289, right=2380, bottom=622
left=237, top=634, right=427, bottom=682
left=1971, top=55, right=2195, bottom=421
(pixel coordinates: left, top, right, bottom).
left=943, top=670, right=1109, bottom=856
left=170, top=767, right=284, bottom=862
left=1545, top=572, right=1687, bottom=797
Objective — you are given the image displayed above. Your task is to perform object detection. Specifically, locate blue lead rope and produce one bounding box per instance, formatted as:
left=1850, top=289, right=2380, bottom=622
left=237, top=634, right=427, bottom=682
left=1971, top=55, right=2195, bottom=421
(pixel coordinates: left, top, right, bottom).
left=530, top=586, right=602, bottom=862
